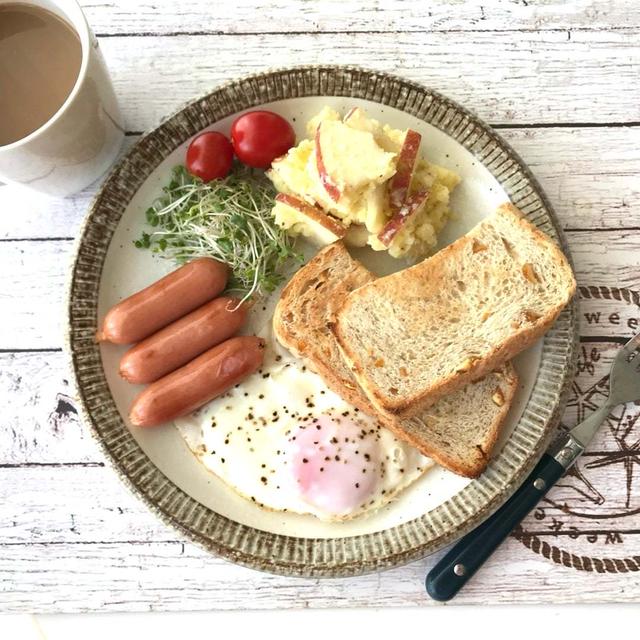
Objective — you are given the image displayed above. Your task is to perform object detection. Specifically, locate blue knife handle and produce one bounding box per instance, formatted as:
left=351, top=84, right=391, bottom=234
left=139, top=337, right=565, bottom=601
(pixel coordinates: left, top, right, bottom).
left=425, top=453, right=565, bottom=601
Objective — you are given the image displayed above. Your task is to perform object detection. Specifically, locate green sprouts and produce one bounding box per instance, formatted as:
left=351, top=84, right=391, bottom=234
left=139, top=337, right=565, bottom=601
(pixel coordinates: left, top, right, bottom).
left=136, top=164, right=302, bottom=304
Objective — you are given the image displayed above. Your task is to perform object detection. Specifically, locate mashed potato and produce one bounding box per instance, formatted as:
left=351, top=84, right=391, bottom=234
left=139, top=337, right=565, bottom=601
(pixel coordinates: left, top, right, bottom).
left=267, top=107, right=460, bottom=259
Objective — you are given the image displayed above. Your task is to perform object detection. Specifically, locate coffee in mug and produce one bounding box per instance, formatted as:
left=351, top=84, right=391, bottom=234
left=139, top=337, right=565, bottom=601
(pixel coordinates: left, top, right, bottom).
left=0, top=3, right=83, bottom=146
left=0, top=0, right=124, bottom=197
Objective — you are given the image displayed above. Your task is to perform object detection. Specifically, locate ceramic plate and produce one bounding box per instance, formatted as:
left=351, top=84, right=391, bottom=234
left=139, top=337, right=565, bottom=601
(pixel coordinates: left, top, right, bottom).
left=67, top=66, right=578, bottom=577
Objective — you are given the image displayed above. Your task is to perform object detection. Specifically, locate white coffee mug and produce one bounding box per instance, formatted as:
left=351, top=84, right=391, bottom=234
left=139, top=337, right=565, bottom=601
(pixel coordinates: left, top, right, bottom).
left=0, top=0, right=124, bottom=196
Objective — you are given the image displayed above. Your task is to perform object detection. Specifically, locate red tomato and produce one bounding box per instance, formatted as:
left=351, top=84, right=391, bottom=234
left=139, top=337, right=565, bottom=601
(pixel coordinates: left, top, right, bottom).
left=186, top=131, right=234, bottom=181
left=230, top=111, right=295, bottom=169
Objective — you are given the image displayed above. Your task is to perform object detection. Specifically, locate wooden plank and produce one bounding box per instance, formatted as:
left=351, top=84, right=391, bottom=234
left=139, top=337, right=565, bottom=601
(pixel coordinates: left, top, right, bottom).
left=0, top=230, right=635, bottom=349
left=0, top=241, right=69, bottom=350
left=0, top=467, right=173, bottom=544
left=0, top=352, right=98, bottom=465
left=95, top=30, right=640, bottom=129
left=1, top=127, right=639, bottom=240
left=1, top=537, right=638, bottom=613
left=501, top=126, right=640, bottom=231
left=79, top=0, right=640, bottom=35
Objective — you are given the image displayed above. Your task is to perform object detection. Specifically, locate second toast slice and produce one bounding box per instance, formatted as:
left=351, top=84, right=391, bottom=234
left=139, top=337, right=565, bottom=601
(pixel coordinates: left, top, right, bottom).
left=274, top=242, right=518, bottom=477
left=333, top=203, right=575, bottom=418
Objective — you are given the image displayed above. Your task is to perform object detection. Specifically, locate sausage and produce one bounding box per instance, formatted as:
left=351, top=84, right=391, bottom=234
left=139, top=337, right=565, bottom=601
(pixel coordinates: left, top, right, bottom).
left=97, top=258, right=228, bottom=344
left=119, top=297, right=248, bottom=384
left=129, top=336, right=265, bottom=427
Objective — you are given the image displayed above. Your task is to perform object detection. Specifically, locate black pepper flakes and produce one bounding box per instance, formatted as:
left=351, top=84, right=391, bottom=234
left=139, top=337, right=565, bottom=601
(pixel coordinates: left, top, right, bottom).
left=302, top=458, right=308, bottom=463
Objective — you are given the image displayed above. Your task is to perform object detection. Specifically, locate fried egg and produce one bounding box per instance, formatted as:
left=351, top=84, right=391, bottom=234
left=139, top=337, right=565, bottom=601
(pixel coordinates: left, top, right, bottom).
left=175, top=336, right=432, bottom=522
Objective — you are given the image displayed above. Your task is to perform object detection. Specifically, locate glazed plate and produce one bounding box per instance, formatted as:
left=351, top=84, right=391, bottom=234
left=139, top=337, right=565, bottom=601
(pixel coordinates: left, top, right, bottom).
left=67, top=66, right=578, bottom=576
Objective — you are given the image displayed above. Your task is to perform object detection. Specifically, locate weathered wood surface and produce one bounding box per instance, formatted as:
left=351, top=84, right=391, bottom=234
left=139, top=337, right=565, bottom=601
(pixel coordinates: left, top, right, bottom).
left=81, top=0, right=640, bottom=35
left=2, top=127, right=639, bottom=240
left=2, top=0, right=640, bottom=615
left=2, top=537, right=639, bottom=614
left=0, top=352, right=95, bottom=465
left=91, top=30, right=640, bottom=129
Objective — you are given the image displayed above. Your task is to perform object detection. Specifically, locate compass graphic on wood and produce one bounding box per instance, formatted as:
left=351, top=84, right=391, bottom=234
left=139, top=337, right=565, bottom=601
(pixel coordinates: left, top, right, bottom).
left=514, top=287, right=640, bottom=572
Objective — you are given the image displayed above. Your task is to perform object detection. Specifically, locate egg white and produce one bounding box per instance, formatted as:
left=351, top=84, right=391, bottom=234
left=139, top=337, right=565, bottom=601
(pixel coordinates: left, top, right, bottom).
left=175, top=311, right=432, bottom=521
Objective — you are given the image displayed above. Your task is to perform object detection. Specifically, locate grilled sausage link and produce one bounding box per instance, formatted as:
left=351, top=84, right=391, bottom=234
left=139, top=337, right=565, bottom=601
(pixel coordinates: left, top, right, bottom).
left=119, top=297, right=248, bottom=384
left=129, top=336, right=265, bottom=427
left=97, top=258, right=228, bottom=344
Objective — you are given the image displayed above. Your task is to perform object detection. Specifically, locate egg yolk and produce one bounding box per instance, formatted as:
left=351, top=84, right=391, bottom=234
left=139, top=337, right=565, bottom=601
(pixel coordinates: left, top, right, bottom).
left=289, top=414, right=381, bottom=516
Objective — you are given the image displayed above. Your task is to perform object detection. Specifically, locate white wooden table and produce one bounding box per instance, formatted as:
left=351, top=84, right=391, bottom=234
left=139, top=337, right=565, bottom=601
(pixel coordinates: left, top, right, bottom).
left=2, top=0, right=640, bottom=612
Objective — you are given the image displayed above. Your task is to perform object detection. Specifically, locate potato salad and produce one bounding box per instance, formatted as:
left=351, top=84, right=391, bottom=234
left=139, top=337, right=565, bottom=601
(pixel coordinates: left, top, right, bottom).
left=267, top=107, right=460, bottom=258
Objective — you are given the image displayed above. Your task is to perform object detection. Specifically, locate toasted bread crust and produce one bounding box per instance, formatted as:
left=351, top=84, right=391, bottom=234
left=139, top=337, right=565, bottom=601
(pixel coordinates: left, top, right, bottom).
left=333, top=203, right=576, bottom=418
left=273, top=243, right=377, bottom=414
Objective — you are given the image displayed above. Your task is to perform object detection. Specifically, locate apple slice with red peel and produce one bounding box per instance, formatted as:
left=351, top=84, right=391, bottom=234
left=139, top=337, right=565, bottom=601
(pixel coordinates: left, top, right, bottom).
left=388, top=129, right=422, bottom=213
left=343, top=106, right=358, bottom=123
left=314, top=124, right=342, bottom=202
left=275, top=193, right=347, bottom=245
left=377, top=190, right=429, bottom=247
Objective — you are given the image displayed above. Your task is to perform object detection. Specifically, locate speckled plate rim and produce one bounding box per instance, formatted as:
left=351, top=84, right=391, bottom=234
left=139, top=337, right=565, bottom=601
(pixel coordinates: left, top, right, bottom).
left=66, top=65, right=578, bottom=578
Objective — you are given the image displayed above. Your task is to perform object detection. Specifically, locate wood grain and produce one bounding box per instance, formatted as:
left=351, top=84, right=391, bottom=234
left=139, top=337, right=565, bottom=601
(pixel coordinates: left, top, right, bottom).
left=80, top=0, right=640, bottom=35
left=94, top=30, right=640, bottom=130
left=1, top=127, right=638, bottom=241
left=0, top=352, right=96, bottom=465
left=0, top=467, right=172, bottom=544
left=0, top=241, right=68, bottom=350
left=1, top=538, right=638, bottom=613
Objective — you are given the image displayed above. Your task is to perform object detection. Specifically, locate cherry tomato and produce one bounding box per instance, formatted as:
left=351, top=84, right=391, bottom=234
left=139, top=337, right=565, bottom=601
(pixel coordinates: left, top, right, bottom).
left=186, top=131, right=234, bottom=181
left=230, top=111, right=295, bottom=169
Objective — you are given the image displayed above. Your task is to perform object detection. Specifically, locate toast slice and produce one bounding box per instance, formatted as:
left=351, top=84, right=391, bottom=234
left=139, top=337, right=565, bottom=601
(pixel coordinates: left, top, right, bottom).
left=274, top=242, right=519, bottom=477
left=332, top=203, right=575, bottom=418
